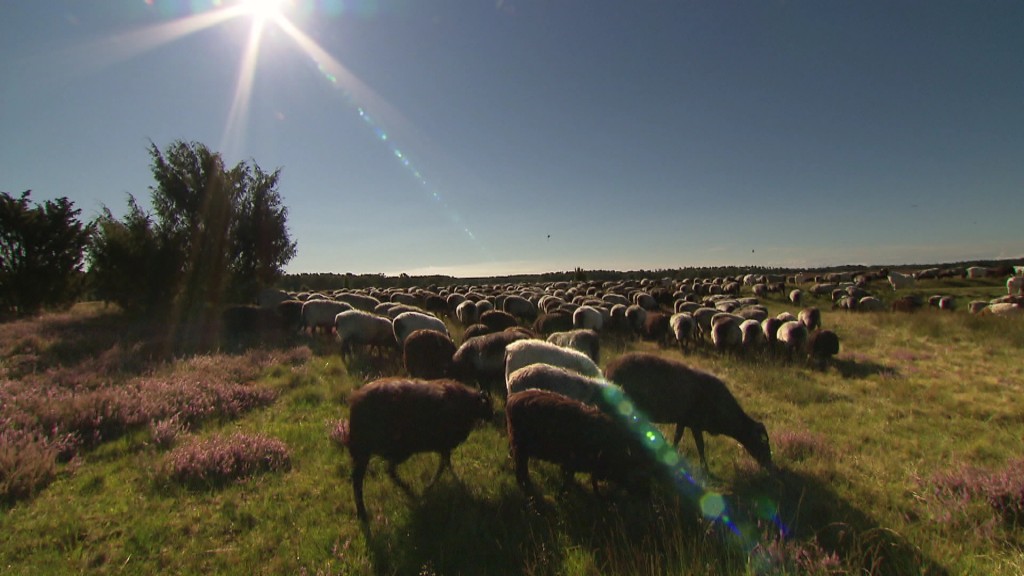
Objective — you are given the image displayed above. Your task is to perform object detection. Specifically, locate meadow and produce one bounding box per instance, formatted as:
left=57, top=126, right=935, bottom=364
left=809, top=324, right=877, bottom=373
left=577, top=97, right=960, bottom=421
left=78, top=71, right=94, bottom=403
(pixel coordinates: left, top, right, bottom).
left=1, top=277, right=1022, bottom=575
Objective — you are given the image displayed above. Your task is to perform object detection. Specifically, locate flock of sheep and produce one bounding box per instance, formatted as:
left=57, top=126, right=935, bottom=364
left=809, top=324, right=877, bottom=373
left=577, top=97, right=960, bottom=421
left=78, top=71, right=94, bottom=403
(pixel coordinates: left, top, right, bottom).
left=222, top=266, right=1023, bottom=521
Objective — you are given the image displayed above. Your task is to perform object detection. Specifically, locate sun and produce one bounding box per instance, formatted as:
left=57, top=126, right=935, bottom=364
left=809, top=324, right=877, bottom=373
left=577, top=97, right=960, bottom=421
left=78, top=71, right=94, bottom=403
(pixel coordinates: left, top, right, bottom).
left=238, top=0, right=288, bottom=22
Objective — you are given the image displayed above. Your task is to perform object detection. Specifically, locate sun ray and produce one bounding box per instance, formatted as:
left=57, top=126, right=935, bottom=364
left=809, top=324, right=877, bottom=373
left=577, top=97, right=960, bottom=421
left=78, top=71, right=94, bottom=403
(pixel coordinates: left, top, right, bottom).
left=220, top=16, right=267, bottom=159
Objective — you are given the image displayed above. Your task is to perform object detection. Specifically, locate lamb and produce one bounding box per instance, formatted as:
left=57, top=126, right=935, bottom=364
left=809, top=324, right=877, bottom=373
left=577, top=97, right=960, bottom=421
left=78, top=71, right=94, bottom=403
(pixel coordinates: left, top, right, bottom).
left=506, top=388, right=660, bottom=497
left=301, top=299, right=353, bottom=335
left=506, top=363, right=618, bottom=407
left=403, top=329, right=457, bottom=380
left=334, top=310, right=396, bottom=359
left=776, top=320, right=809, bottom=360
left=450, top=330, right=533, bottom=394
left=546, top=329, right=600, bottom=364
left=338, top=377, right=491, bottom=521
left=604, top=353, right=773, bottom=471
left=573, top=305, right=605, bottom=331
left=806, top=329, right=840, bottom=369
left=392, top=311, right=449, bottom=347
left=503, top=339, right=602, bottom=387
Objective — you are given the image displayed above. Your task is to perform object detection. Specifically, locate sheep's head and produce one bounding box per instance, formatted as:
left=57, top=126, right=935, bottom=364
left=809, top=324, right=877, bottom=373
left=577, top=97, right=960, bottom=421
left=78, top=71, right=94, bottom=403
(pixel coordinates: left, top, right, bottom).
left=745, top=422, right=774, bottom=471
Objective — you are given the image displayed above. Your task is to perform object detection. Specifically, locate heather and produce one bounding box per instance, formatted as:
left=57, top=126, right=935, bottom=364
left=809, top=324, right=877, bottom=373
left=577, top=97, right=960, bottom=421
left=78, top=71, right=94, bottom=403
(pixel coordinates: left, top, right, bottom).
left=160, top=432, right=291, bottom=487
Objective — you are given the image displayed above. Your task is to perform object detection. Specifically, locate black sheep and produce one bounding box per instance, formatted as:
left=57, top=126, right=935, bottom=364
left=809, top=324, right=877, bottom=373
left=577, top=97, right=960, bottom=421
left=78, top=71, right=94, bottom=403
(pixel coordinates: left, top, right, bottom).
left=403, top=329, right=457, bottom=380
left=605, top=353, right=773, bottom=472
left=505, top=389, right=659, bottom=497
left=806, top=329, right=840, bottom=370
left=339, top=377, right=491, bottom=521
left=450, top=330, right=532, bottom=394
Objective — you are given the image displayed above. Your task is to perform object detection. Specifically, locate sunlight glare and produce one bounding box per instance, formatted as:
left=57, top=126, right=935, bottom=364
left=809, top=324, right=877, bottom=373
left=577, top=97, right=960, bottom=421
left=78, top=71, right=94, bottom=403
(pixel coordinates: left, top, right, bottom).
left=238, top=0, right=288, bottom=22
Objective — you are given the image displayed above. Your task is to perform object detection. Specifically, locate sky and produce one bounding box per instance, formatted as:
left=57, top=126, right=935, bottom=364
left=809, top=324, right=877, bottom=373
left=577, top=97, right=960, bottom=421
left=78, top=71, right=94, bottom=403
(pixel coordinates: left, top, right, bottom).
left=2, top=0, right=1022, bottom=278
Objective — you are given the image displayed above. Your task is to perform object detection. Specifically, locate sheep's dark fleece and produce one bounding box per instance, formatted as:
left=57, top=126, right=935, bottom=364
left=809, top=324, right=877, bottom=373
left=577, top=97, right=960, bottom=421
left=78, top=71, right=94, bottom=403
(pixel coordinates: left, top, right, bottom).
left=450, top=330, right=532, bottom=394
left=339, top=377, right=491, bottom=521
left=403, top=329, right=456, bottom=380
left=506, top=389, right=659, bottom=496
left=480, top=309, right=519, bottom=332
left=807, top=329, right=840, bottom=369
left=605, top=352, right=773, bottom=471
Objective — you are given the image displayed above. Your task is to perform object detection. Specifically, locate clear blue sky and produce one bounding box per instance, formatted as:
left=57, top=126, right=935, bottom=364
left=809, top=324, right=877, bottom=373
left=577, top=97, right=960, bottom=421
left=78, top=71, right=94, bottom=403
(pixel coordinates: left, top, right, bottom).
left=2, top=0, right=1022, bottom=277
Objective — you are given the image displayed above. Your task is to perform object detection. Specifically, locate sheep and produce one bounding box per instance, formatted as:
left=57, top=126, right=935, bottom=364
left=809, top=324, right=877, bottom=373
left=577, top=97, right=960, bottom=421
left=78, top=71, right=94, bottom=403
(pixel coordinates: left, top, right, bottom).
left=480, top=309, right=519, bottom=332
left=275, top=299, right=305, bottom=333
left=761, top=316, right=782, bottom=350
left=573, top=305, right=605, bottom=331
left=857, top=296, right=885, bottom=312
left=983, top=302, right=1023, bottom=316
left=888, top=271, right=915, bottom=291
left=334, top=292, right=382, bottom=312
left=257, top=287, right=291, bottom=309
left=641, top=311, right=671, bottom=345
left=789, top=289, right=803, bottom=306
left=503, top=339, right=602, bottom=387
left=392, top=311, right=449, bottom=347
left=450, top=330, right=533, bottom=394
left=806, top=329, right=840, bottom=370
left=506, top=363, right=618, bottom=407
left=692, top=307, right=719, bottom=340
left=455, top=300, right=480, bottom=326
left=546, top=329, right=600, bottom=364
left=777, top=320, right=809, bottom=360
left=669, top=312, right=696, bottom=351
left=604, top=353, right=773, bottom=471
left=334, top=310, right=396, bottom=359
left=968, top=300, right=989, bottom=314
left=338, top=377, right=491, bottom=521
left=740, top=319, right=766, bottom=351
left=938, top=296, right=956, bottom=311
left=798, top=307, right=822, bottom=331
left=752, top=283, right=768, bottom=298
left=403, top=329, right=457, bottom=380
left=1008, top=276, right=1024, bottom=296
left=891, top=295, right=924, bottom=313
left=532, top=311, right=575, bottom=335
left=301, top=299, right=353, bottom=335
left=506, top=388, right=660, bottom=497
left=502, top=295, right=538, bottom=321
left=710, top=313, right=743, bottom=353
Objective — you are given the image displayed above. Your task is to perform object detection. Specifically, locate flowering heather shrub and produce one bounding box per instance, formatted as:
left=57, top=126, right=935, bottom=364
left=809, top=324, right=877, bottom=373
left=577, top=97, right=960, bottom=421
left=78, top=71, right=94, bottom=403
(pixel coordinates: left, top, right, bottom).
left=924, top=458, right=1024, bottom=527
left=0, top=423, right=58, bottom=503
left=753, top=533, right=845, bottom=575
left=150, top=414, right=187, bottom=449
left=327, top=419, right=349, bottom=448
left=161, top=432, right=291, bottom=486
left=774, top=429, right=834, bottom=462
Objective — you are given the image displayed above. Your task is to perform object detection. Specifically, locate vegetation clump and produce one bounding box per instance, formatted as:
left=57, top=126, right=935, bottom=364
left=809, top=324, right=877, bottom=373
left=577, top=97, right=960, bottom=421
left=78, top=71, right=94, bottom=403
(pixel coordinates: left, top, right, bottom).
left=160, top=432, right=291, bottom=487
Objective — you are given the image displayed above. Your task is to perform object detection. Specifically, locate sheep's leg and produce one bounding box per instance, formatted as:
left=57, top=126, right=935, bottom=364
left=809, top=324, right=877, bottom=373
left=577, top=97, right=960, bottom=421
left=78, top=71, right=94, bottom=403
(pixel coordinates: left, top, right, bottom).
left=352, top=457, right=369, bottom=521
left=672, top=424, right=686, bottom=447
left=692, top=428, right=709, bottom=471
left=512, top=447, right=534, bottom=494
left=427, top=451, right=452, bottom=488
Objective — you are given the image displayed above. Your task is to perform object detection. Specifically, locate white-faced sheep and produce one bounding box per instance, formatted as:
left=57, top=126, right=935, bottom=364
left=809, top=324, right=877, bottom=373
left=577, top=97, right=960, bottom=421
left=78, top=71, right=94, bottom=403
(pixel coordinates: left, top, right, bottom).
left=604, top=353, right=773, bottom=471
left=392, top=311, right=449, bottom=347
left=503, top=339, right=602, bottom=387
left=450, top=331, right=533, bottom=394
left=301, top=299, right=354, bottom=335
left=506, top=388, right=661, bottom=497
left=506, top=363, right=617, bottom=407
left=546, top=329, right=600, bottom=364
left=334, top=310, right=396, bottom=359
left=777, top=320, right=809, bottom=360
left=338, top=377, right=491, bottom=521
left=403, top=329, right=457, bottom=380
left=573, top=305, right=604, bottom=332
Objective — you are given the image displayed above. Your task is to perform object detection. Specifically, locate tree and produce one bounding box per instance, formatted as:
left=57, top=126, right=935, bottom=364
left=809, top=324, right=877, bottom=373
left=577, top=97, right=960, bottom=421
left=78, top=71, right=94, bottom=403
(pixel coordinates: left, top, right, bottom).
left=87, top=140, right=297, bottom=329
left=0, top=190, right=92, bottom=317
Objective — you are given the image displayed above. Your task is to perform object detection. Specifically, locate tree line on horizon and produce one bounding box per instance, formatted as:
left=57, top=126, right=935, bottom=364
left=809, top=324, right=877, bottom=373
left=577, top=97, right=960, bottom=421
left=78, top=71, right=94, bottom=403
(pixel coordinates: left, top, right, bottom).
left=0, top=140, right=296, bottom=335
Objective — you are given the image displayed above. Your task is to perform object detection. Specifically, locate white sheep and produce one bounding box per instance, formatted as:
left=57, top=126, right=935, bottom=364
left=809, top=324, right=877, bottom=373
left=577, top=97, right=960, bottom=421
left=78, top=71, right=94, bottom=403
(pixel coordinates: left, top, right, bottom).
left=334, top=292, right=382, bottom=312
left=334, top=310, right=395, bottom=358
left=857, top=296, right=886, bottom=312
left=789, top=289, right=803, bottom=306
left=1007, top=276, right=1024, bottom=296
left=546, top=329, right=600, bottom=364
left=506, top=363, right=618, bottom=407
left=740, top=319, right=766, bottom=350
left=301, top=299, right=353, bottom=334
left=572, top=305, right=604, bottom=332
left=504, top=339, right=602, bottom=388
left=983, top=303, right=1023, bottom=316
left=455, top=300, right=480, bottom=326
left=888, top=271, right=915, bottom=291
left=777, top=320, right=809, bottom=359
left=392, top=311, right=449, bottom=347
left=669, top=312, right=696, bottom=351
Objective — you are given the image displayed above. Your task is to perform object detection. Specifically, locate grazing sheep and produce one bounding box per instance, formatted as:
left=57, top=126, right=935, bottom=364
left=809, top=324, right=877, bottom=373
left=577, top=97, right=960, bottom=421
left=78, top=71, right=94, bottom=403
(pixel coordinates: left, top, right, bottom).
left=983, top=302, right=1023, bottom=316
left=403, top=329, right=457, bottom=380
left=334, top=310, right=396, bottom=359
left=504, top=339, right=602, bottom=387
left=335, top=292, right=382, bottom=312
left=339, top=377, right=491, bottom=521
left=710, top=313, right=743, bottom=352
left=938, top=296, right=956, bottom=311
left=506, top=363, right=617, bottom=407
left=275, top=299, right=305, bottom=333
left=503, top=295, right=538, bottom=321
left=669, top=312, right=696, bottom=351
left=806, top=329, right=840, bottom=369
left=752, top=283, right=768, bottom=299
left=257, top=288, right=291, bottom=309
left=546, top=329, right=601, bottom=364
left=692, top=307, right=719, bottom=340
left=1008, top=276, right=1024, bottom=296
left=857, top=296, right=885, bottom=312
left=455, top=300, right=480, bottom=326
left=777, top=320, right=809, bottom=360
left=461, top=323, right=493, bottom=342
left=604, top=353, right=773, bottom=471
left=968, top=300, right=989, bottom=314
left=761, top=317, right=782, bottom=350
left=891, top=295, right=924, bottom=313
left=798, top=307, right=822, bottom=331
left=392, top=311, right=449, bottom=347
left=888, top=271, right=915, bottom=291
left=451, top=331, right=533, bottom=394
left=789, top=289, right=803, bottom=306
left=739, top=319, right=766, bottom=351
left=506, top=389, right=659, bottom=496
left=641, top=312, right=671, bottom=345
left=624, top=304, right=648, bottom=335
left=776, top=311, right=797, bottom=324
left=480, top=310, right=519, bottom=332
left=573, top=305, right=605, bottom=332
left=533, top=312, right=575, bottom=335
left=302, top=299, right=353, bottom=335
left=735, top=306, right=769, bottom=323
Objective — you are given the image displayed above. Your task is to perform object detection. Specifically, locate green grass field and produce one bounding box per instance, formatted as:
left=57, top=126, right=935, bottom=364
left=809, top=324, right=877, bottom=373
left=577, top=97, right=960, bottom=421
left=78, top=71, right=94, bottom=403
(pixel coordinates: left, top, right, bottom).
left=1, top=279, right=1022, bottom=575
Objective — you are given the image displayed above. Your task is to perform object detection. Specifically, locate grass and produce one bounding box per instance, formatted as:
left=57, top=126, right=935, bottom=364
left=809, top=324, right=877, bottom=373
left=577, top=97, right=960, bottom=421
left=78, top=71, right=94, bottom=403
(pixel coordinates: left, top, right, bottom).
left=1, top=281, right=1023, bottom=575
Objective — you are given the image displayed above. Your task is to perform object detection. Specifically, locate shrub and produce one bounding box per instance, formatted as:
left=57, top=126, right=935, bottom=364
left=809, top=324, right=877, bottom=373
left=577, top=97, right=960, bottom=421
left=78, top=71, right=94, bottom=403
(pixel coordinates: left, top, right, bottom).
left=160, top=432, right=291, bottom=487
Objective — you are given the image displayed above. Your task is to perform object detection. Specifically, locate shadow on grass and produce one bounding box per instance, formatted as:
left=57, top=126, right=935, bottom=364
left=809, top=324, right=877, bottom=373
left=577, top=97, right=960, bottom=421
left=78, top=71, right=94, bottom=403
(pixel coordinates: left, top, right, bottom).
left=832, top=356, right=900, bottom=380
left=731, top=467, right=950, bottom=576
